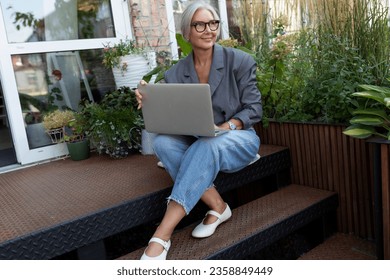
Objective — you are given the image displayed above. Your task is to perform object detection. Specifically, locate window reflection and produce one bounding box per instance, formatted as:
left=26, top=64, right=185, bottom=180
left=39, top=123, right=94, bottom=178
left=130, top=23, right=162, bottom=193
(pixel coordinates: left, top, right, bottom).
left=1, top=0, right=114, bottom=43
left=13, top=49, right=115, bottom=149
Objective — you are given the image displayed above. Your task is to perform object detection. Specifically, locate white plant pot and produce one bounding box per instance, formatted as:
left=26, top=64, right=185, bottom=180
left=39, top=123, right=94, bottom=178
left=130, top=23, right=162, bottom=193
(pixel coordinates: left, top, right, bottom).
left=112, top=54, right=151, bottom=89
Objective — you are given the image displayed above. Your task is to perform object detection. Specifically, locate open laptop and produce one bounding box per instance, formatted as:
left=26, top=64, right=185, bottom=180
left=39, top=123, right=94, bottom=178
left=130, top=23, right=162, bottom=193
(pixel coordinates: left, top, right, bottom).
left=137, top=83, right=228, bottom=137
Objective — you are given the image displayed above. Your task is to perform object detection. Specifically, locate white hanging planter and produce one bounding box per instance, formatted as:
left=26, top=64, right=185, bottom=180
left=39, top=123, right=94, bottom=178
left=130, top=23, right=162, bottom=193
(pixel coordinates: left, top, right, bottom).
left=112, top=52, right=155, bottom=89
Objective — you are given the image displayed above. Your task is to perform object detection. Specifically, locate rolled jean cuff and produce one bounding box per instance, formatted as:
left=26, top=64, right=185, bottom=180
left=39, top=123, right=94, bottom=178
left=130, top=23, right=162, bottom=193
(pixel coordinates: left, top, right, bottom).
left=166, top=196, right=190, bottom=215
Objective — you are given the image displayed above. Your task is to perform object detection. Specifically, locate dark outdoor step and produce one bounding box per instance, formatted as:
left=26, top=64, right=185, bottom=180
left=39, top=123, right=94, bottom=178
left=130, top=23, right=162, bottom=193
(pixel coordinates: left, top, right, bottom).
left=297, top=232, right=376, bottom=260
left=117, top=184, right=339, bottom=260
left=0, top=144, right=290, bottom=260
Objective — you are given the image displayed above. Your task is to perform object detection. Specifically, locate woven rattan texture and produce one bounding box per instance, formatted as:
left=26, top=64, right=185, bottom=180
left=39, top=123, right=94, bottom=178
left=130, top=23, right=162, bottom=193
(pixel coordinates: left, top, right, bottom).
left=118, top=184, right=338, bottom=260
left=0, top=144, right=289, bottom=259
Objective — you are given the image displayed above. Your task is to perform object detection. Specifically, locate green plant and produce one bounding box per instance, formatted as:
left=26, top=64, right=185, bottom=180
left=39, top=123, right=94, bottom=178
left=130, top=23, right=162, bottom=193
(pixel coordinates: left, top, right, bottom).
left=343, top=81, right=390, bottom=140
left=256, top=24, right=315, bottom=126
left=63, top=111, right=87, bottom=143
left=232, top=0, right=390, bottom=127
left=102, top=38, right=145, bottom=72
left=142, top=34, right=188, bottom=84
left=297, top=32, right=377, bottom=124
left=42, top=109, right=75, bottom=143
left=81, top=86, right=143, bottom=158
left=233, top=0, right=269, bottom=52
left=42, top=109, right=75, bottom=131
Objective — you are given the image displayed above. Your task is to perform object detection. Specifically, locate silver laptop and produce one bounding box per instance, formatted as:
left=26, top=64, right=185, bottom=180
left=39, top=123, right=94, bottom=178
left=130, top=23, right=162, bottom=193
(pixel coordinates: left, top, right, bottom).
left=138, top=83, right=228, bottom=137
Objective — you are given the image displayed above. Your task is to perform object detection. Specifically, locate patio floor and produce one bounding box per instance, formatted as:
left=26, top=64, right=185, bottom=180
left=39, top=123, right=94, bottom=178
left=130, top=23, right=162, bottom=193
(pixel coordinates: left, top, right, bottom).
left=0, top=152, right=173, bottom=259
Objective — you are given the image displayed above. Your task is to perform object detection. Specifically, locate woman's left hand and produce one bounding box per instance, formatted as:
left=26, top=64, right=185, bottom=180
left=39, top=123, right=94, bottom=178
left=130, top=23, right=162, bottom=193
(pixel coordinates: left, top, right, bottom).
left=135, top=80, right=147, bottom=110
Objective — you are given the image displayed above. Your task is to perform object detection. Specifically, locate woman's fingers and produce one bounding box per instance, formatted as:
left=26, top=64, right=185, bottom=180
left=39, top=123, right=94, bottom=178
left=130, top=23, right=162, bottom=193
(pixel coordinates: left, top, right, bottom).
left=135, top=89, right=142, bottom=109
left=135, top=80, right=147, bottom=109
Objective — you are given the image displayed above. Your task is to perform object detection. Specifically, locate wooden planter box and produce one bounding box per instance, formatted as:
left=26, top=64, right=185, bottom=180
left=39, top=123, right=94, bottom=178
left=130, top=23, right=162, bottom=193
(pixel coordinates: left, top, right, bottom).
left=368, top=138, right=390, bottom=259
left=255, top=121, right=384, bottom=255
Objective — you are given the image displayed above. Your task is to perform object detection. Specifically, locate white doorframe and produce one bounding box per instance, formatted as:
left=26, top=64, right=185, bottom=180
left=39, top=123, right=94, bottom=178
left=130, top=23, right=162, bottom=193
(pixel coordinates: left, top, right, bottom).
left=165, top=0, right=179, bottom=60
left=218, top=0, right=229, bottom=39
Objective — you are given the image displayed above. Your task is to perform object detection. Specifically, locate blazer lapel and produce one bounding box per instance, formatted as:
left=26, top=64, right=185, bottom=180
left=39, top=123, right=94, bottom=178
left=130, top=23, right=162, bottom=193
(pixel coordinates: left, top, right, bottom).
left=183, top=54, right=199, bottom=83
left=182, top=44, right=224, bottom=95
left=208, top=44, right=224, bottom=96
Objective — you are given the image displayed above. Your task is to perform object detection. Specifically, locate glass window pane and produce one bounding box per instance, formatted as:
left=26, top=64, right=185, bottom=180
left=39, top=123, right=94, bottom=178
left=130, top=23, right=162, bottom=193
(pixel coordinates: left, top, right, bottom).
left=1, top=0, right=115, bottom=43
left=13, top=49, right=115, bottom=149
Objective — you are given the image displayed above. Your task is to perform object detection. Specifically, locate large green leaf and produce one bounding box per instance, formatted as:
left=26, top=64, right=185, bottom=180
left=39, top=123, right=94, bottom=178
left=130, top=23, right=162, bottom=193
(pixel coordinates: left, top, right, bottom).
left=359, top=84, right=390, bottom=97
left=342, top=125, right=376, bottom=139
left=352, top=108, right=390, bottom=122
left=352, top=91, right=386, bottom=104
left=142, top=65, right=164, bottom=83
left=349, top=115, right=384, bottom=126
left=175, top=33, right=192, bottom=57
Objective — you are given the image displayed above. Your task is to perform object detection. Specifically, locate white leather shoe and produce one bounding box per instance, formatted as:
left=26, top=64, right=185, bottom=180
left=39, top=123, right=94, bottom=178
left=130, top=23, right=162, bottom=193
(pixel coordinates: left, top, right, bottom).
left=191, top=203, right=232, bottom=238
left=249, top=153, right=261, bottom=165
left=140, top=237, right=171, bottom=260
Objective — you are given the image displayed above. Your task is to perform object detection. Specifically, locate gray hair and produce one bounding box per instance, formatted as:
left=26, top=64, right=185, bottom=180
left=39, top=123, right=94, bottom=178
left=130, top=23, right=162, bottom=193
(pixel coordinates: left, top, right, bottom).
left=180, top=1, right=221, bottom=40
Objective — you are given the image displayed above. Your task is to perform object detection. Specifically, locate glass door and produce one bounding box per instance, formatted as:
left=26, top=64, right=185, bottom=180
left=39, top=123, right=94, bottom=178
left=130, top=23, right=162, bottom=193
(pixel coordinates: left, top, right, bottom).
left=0, top=79, right=17, bottom=168
left=0, top=0, right=132, bottom=165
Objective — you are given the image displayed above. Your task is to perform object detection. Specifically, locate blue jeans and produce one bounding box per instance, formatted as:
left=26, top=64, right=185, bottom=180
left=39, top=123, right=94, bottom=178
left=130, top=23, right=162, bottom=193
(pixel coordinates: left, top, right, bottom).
left=153, top=128, right=260, bottom=214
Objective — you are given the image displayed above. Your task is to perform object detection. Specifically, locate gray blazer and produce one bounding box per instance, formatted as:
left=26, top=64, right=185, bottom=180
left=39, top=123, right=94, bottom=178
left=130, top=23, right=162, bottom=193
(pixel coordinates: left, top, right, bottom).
left=164, top=44, right=262, bottom=129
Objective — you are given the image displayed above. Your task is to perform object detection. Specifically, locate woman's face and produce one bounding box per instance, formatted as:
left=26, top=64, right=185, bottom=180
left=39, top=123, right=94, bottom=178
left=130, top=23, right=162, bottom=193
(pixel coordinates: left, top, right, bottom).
left=188, top=9, right=218, bottom=51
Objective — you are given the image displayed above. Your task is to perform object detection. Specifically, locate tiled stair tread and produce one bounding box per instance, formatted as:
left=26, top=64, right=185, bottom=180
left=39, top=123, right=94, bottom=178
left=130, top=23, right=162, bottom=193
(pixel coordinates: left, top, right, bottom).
left=118, top=184, right=338, bottom=260
left=298, top=233, right=376, bottom=260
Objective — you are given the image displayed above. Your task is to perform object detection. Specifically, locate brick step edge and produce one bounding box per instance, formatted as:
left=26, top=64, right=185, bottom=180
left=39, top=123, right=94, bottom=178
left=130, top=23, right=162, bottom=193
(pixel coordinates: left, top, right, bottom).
left=117, top=184, right=338, bottom=260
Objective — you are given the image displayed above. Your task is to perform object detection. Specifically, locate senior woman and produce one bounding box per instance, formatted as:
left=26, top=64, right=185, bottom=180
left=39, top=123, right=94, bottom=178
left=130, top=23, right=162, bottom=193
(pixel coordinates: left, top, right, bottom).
left=136, top=1, right=262, bottom=260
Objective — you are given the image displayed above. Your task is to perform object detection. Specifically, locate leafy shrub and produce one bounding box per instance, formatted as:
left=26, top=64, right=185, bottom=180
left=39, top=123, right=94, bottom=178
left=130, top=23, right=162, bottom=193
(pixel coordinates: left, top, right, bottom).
left=236, top=0, right=390, bottom=126
left=81, top=87, right=143, bottom=158
left=298, top=33, right=377, bottom=124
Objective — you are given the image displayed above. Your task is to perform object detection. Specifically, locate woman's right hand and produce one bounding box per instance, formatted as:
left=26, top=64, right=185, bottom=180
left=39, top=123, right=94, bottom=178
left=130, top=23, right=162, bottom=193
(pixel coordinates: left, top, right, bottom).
left=135, top=80, right=147, bottom=109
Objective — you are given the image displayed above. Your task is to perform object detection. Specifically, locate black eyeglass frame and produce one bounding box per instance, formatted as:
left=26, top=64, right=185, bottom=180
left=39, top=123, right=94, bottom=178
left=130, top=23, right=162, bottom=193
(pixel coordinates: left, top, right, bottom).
left=190, top=20, right=220, bottom=33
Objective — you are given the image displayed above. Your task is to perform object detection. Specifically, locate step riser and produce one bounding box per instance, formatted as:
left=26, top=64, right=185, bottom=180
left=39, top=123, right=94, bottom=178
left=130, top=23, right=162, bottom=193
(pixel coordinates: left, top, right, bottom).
left=209, top=196, right=338, bottom=259
left=118, top=185, right=338, bottom=260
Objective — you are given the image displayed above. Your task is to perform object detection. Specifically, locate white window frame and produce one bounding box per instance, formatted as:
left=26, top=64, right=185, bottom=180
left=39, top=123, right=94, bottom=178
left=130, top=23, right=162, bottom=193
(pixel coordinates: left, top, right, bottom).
left=0, top=0, right=132, bottom=165
left=218, top=0, right=229, bottom=39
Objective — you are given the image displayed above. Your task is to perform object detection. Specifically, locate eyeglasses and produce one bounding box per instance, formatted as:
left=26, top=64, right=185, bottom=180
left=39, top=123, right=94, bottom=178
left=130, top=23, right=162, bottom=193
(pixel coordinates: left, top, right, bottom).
left=191, top=20, right=220, bottom=33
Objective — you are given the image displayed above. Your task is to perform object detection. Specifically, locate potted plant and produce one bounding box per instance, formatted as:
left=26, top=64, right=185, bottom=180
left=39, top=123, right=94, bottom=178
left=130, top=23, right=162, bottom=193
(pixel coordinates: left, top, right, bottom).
left=102, top=38, right=153, bottom=88
left=42, top=109, right=75, bottom=143
left=342, top=80, right=390, bottom=260
left=63, top=112, right=90, bottom=161
left=81, top=86, right=143, bottom=159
